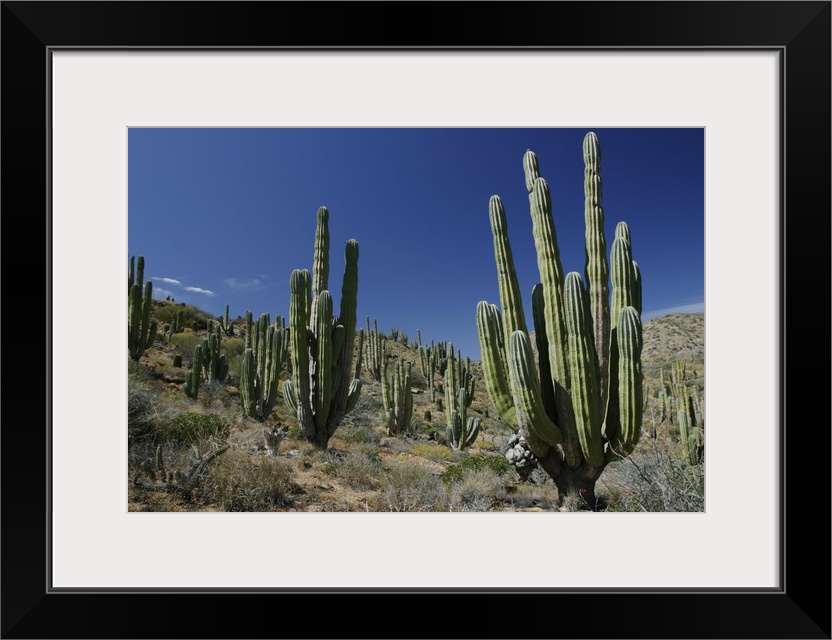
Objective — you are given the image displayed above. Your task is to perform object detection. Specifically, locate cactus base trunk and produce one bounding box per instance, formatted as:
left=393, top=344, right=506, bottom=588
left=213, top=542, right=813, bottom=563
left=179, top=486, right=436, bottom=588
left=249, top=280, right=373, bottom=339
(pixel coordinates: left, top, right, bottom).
left=536, top=451, right=604, bottom=509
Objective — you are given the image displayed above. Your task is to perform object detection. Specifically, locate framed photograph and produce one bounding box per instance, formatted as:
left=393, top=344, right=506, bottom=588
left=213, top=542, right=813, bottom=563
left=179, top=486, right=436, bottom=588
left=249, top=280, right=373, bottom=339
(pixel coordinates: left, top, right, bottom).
left=4, top=2, right=829, bottom=638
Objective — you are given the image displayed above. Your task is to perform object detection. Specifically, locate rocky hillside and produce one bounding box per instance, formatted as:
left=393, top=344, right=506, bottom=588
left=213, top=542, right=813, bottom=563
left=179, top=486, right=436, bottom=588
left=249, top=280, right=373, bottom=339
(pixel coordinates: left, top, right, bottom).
left=641, top=313, right=704, bottom=378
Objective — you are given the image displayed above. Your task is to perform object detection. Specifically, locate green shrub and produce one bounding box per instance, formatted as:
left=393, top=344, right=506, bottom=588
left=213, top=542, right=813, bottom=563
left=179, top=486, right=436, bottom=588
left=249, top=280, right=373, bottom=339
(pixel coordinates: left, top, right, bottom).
left=441, top=454, right=513, bottom=486
left=153, top=303, right=203, bottom=328
left=169, top=332, right=203, bottom=358
left=167, top=412, right=229, bottom=445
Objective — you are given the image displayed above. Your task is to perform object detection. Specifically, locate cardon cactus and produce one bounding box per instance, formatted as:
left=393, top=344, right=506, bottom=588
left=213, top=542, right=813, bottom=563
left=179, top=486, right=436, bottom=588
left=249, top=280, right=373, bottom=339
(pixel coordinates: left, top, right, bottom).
left=281, top=207, right=362, bottom=449
left=476, top=132, right=644, bottom=508
left=381, top=354, right=413, bottom=435
left=240, top=311, right=289, bottom=421
left=444, top=343, right=480, bottom=450
left=218, top=304, right=234, bottom=336
left=200, top=321, right=229, bottom=382
left=183, top=343, right=203, bottom=400
left=128, top=255, right=157, bottom=362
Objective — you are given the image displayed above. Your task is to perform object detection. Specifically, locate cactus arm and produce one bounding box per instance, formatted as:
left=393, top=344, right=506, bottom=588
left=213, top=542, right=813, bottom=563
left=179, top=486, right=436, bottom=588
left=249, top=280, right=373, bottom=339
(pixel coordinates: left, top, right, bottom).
left=508, top=330, right=562, bottom=453
left=475, top=301, right=517, bottom=427
left=312, top=206, right=330, bottom=300
left=612, top=307, right=643, bottom=455
left=328, top=239, right=359, bottom=433
left=564, top=272, right=604, bottom=467
left=313, top=291, right=334, bottom=431
left=240, top=348, right=258, bottom=417
left=488, top=195, right=528, bottom=354
left=610, top=224, right=637, bottom=324
left=286, top=269, right=315, bottom=440
left=531, top=284, right=557, bottom=423
left=582, top=132, right=611, bottom=411
left=527, top=172, right=581, bottom=467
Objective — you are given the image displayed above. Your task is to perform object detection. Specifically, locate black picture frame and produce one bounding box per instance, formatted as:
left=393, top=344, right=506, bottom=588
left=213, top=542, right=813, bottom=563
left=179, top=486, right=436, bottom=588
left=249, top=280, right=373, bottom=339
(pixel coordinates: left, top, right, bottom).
left=3, top=2, right=829, bottom=638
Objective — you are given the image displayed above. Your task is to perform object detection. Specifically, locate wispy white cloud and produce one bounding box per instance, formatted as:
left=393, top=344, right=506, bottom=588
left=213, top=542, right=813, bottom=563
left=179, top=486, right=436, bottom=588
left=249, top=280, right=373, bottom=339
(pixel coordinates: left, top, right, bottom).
left=183, top=286, right=215, bottom=296
left=152, top=276, right=181, bottom=285
left=642, top=302, right=704, bottom=320
left=224, top=277, right=265, bottom=291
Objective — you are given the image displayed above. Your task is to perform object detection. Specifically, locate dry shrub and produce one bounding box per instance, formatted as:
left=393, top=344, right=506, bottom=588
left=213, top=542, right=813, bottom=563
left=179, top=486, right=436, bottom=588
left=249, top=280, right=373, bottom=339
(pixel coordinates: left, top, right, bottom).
left=447, top=468, right=506, bottom=512
left=197, top=448, right=297, bottom=511
left=381, top=460, right=447, bottom=512
left=330, top=449, right=384, bottom=490
left=601, top=436, right=704, bottom=512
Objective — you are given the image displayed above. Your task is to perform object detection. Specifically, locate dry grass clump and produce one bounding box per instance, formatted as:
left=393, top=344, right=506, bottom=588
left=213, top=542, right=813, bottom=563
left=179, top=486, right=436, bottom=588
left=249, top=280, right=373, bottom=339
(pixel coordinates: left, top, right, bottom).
left=379, top=460, right=447, bottom=512
left=406, top=442, right=461, bottom=462
left=197, top=447, right=298, bottom=511
left=326, top=449, right=384, bottom=490
left=447, top=467, right=507, bottom=512
left=601, top=436, right=704, bottom=512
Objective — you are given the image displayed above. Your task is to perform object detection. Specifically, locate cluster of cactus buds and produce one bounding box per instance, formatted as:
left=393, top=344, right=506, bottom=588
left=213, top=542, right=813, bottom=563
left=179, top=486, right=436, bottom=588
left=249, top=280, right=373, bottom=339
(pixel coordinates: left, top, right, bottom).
left=128, top=255, right=158, bottom=363
left=281, top=207, right=362, bottom=450
left=505, top=433, right=538, bottom=481
left=476, top=132, right=644, bottom=507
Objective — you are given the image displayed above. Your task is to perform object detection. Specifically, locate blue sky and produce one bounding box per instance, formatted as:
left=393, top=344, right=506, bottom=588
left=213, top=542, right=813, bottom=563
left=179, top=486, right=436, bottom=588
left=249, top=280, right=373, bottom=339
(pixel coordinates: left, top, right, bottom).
left=128, top=128, right=704, bottom=360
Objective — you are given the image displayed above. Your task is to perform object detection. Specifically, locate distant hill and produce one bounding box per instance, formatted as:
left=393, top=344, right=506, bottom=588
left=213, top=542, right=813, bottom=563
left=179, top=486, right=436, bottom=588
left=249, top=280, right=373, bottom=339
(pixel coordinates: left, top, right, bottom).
left=641, top=312, right=704, bottom=379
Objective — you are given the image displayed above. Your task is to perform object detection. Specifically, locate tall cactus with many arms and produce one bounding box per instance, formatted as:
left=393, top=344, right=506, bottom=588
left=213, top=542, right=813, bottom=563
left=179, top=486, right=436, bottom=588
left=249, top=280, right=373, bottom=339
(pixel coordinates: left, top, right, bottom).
left=476, top=132, right=643, bottom=508
left=240, top=311, right=289, bottom=421
left=444, top=343, right=480, bottom=450
left=381, top=355, right=414, bottom=435
left=281, top=208, right=362, bottom=449
left=128, top=255, right=157, bottom=362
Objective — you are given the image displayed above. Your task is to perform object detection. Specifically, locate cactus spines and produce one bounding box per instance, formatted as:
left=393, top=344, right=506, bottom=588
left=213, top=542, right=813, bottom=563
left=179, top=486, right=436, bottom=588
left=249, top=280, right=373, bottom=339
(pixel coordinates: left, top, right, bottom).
left=283, top=210, right=361, bottom=450
left=128, top=256, right=158, bottom=363
left=476, top=132, right=644, bottom=508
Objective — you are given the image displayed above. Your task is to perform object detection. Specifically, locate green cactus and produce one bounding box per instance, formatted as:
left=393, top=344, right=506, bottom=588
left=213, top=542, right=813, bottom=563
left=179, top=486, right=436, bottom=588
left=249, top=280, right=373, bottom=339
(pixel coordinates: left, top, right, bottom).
left=183, top=343, right=202, bottom=400
left=128, top=256, right=157, bottom=363
left=199, top=321, right=229, bottom=382
left=364, top=316, right=386, bottom=381
left=418, top=345, right=437, bottom=403
left=381, top=354, right=413, bottom=435
left=354, top=328, right=365, bottom=380
left=218, top=304, right=234, bottom=336
left=445, top=387, right=481, bottom=451
left=239, top=311, right=289, bottom=422
left=172, top=353, right=183, bottom=368
left=476, top=132, right=644, bottom=508
left=667, top=359, right=704, bottom=464
left=281, top=208, right=362, bottom=449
